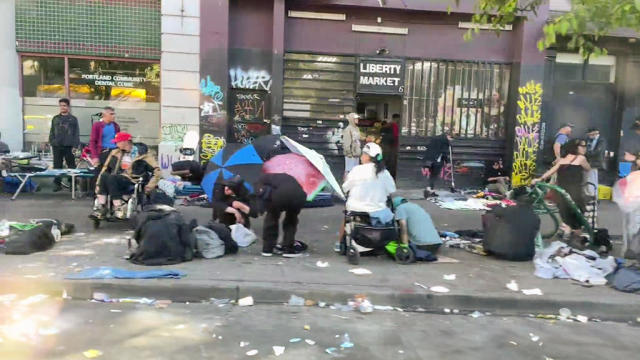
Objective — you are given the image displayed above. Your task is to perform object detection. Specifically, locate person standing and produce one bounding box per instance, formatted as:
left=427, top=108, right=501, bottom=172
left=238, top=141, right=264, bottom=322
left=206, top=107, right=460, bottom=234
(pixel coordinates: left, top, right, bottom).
left=585, top=127, right=607, bottom=196
left=49, top=98, right=80, bottom=192
left=256, top=173, right=308, bottom=258
left=89, top=106, right=120, bottom=168
left=342, top=112, right=362, bottom=179
left=380, top=114, right=400, bottom=179
left=422, top=131, right=453, bottom=198
left=553, top=123, right=574, bottom=162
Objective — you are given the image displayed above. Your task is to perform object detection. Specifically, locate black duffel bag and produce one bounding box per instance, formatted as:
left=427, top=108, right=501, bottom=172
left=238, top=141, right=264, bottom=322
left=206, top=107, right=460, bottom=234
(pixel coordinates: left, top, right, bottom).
left=482, top=204, right=540, bottom=261
left=4, top=224, right=55, bottom=255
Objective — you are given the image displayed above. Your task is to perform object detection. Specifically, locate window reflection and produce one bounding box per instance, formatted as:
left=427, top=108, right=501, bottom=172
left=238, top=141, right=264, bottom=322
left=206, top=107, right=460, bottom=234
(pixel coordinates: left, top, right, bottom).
left=21, top=57, right=65, bottom=98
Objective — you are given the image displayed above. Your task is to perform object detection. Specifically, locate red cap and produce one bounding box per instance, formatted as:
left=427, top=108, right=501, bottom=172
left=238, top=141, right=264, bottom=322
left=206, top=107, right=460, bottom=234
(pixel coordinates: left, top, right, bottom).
left=112, top=132, right=132, bottom=143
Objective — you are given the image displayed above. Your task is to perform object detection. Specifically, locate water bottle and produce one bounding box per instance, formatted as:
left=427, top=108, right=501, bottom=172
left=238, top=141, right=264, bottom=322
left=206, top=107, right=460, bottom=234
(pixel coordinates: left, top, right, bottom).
left=51, top=224, right=61, bottom=242
left=0, top=219, right=9, bottom=238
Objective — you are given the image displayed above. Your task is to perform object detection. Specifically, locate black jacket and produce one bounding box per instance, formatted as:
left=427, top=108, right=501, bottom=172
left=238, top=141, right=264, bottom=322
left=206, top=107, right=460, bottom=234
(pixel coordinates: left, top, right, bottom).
left=586, top=136, right=607, bottom=170
left=423, top=134, right=450, bottom=164
left=256, top=173, right=307, bottom=212
left=49, top=114, right=80, bottom=147
left=211, top=182, right=256, bottom=222
left=130, top=205, right=196, bottom=266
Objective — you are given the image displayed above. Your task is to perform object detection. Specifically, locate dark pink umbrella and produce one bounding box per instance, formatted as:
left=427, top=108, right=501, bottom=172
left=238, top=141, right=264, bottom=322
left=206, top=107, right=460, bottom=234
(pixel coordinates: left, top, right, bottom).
left=262, top=153, right=327, bottom=201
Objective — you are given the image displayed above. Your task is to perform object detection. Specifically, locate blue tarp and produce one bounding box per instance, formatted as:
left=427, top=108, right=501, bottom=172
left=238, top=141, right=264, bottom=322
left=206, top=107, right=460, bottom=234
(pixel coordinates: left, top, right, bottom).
left=65, top=267, right=186, bottom=280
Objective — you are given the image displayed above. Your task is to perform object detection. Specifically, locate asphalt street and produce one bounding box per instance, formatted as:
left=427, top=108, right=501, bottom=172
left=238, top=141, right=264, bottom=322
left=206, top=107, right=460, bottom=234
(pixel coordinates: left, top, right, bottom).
left=1, top=295, right=639, bottom=360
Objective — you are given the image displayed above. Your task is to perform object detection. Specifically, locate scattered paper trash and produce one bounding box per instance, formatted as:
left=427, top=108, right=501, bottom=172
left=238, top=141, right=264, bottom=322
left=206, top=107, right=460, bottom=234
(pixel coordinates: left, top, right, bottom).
left=62, top=289, right=72, bottom=300
left=529, top=333, right=540, bottom=342
left=289, top=338, right=302, bottom=343
left=325, top=347, right=338, bottom=355
left=453, top=309, right=459, bottom=314
left=575, top=315, right=589, bottom=323
left=304, top=299, right=317, bottom=306
left=240, top=341, right=250, bottom=348
left=246, top=349, right=258, bottom=356
left=109, top=309, right=122, bottom=313
left=316, top=261, right=329, bottom=268
left=506, top=280, right=519, bottom=292
left=430, top=286, right=450, bottom=293
left=444, top=308, right=451, bottom=313
left=469, top=311, right=484, bottom=318
left=521, top=288, right=543, bottom=296
left=238, top=296, right=254, bottom=307
left=174, top=324, right=185, bottom=329
left=83, top=349, right=103, bottom=358
left=318, top=301, right=327, bottom=308
left=414, top=282, right=429, bottom=290
left=509, top=341, right=518, bottom=346
left=349, top=268, right=372, bottom=275
left=398, top=350, right=405, bottom=354
left=288, top=295, right=305, bottom=306
left=443, top=274, right=456, bottom=281
left=305, top=339, right=316, bottom=345
left=304, top=325, right=311, bottom=331
left=273, top=346, right=285, bottom=356
left=559, top=308, right=572, bottom=318
left=374, top=305, right=394, bottom=311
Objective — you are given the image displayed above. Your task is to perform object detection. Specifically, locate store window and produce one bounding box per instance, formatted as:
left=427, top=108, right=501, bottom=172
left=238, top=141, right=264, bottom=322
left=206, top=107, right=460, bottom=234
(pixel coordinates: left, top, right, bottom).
left=554, top=53, right=616, bottom=83
left=21, top=56, right=65, bottom=98
left=403, top=61, right=511, bottom=139
left=69, top=59, right=160, bottom=102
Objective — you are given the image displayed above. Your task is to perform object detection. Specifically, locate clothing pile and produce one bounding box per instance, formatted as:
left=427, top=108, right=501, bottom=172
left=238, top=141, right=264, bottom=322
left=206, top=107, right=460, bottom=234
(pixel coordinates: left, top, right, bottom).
left=534, top=241, right=616, bottom=285
left=441, top=230, right=487, bottom=256
left=157, top=176, right=204, bottom=199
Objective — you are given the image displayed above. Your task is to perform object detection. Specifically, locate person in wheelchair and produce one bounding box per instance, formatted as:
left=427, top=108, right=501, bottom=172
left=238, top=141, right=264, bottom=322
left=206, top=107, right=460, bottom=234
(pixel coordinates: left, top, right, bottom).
left=342, top=142, right=396, bottom=225
left=90, top=132, right=161, bottom=220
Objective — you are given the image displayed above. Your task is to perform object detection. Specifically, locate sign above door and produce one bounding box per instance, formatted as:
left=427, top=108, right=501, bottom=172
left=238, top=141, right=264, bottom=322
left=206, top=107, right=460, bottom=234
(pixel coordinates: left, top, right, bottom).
left=357, top=58, right=405, bottom=95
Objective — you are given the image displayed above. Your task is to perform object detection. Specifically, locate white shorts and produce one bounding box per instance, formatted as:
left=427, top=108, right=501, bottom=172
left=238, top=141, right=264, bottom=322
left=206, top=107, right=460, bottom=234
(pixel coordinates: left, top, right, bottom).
left=345, top=157, right=359, bottom=173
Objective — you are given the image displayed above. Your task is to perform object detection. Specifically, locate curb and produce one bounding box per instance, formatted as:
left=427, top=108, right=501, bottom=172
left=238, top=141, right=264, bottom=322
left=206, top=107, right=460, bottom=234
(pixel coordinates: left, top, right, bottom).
left=2, top=278, right=639, bottom=322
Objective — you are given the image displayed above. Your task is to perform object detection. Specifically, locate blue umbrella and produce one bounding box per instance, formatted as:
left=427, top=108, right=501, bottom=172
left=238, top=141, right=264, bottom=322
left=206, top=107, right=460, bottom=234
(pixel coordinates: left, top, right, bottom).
left=201, top=143, right=264, bottom=201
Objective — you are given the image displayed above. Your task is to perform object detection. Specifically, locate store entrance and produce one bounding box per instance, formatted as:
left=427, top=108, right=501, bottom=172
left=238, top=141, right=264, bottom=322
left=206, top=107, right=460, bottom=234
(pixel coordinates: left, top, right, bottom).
left=356, top=94, right=402, bottom=177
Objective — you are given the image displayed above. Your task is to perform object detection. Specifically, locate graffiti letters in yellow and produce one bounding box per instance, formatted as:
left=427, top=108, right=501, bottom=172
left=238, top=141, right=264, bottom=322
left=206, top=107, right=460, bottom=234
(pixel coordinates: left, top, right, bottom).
left=512, top=81, right=542, bottom=187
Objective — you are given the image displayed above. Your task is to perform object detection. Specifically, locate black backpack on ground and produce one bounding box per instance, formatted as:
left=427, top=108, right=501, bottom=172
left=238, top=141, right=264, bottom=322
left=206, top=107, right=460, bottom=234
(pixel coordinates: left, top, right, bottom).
left=130, top=205, right=197, bottom=266
left=482, top=204, right=540, bottom=261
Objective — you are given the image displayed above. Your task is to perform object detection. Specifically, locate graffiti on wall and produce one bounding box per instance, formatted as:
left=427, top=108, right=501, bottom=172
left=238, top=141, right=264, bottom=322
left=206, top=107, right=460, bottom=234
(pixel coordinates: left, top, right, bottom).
left=160, top=124, right=188, bottom=144
left=229, top=68, right=272, bottom=91
left=200, top=133, right=226, bottom=164
left=512, top=81, right=542, bottom=187
left=232, top=93, right=267, bottom=122
left=199, top=75, right=227, bottom=165
left=421, top=164, right=453, bottom=181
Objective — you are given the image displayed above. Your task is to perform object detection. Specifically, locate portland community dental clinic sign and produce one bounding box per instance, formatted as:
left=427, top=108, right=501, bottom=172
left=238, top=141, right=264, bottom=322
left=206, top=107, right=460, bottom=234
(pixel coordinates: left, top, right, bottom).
left=357, top=58, right=405, bottom=94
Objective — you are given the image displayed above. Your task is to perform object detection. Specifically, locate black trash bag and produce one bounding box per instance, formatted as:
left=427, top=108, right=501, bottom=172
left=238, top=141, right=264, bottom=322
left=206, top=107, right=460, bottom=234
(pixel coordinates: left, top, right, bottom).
left=4, top=225, right=55, bottom=255
left=148, top=189, right=175, bottom=207
left=129, top=205, right=197, bottom=266
left=482, top=204, right=540, bottom=261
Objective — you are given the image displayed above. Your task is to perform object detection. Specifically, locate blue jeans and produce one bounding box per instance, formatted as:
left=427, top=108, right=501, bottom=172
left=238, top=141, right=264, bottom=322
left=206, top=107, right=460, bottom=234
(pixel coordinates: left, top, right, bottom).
left=369, top=208, right=394, bottom=227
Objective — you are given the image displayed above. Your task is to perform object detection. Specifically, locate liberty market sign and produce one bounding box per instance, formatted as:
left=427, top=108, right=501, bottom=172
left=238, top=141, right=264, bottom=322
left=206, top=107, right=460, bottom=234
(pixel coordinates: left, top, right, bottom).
left=357, top=58, right=405, bottom=94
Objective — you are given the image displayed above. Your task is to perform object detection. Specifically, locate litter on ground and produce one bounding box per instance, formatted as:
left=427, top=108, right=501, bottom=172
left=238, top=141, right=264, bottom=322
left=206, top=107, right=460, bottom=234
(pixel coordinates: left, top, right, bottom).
left=349, top=268, right=372, bottom=275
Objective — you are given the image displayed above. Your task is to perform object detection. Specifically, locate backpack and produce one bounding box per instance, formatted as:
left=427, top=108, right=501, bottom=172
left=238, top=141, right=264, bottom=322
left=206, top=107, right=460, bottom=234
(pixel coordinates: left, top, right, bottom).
left=130, top=205, right=197, bottom=266
left=205, top=221, right=238, bottom=255
left=482, top=204, right=540, bottom=261
left=193, top=226, right=225, bottom=259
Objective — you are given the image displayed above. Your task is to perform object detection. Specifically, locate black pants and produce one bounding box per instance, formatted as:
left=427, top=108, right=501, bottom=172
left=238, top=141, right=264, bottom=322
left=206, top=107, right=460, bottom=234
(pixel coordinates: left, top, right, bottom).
left=52, top=146, right=76, bottom=185
left=89, top=149, right=112, bottom=195
left=382, top=144, right=398, bottom=179
left=428, top=161, right=444, bottom=189
left=262, top=206, right=301, bottom=252
left=98, top=174, right=134, bottom=200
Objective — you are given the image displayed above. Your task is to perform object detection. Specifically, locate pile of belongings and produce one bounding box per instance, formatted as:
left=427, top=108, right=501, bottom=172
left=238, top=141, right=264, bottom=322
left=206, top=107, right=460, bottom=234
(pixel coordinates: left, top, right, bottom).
left=157, top=177, right=204, bottom=199
left=1, top=219, right=74, bottom=255
left=534, top=241, right=617, bottom=285
left=441, top=230, right=486, bottom=255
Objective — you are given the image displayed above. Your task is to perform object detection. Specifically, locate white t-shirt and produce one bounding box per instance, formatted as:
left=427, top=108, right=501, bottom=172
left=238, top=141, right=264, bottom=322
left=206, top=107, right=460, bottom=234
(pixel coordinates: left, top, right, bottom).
left=342, top=163, right=396, bottom=212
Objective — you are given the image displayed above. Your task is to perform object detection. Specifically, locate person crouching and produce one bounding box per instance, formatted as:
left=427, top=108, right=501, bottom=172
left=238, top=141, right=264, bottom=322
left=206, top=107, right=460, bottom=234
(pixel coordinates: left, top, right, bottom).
left=90, top=132, right=161, bottom=220
left=211, top=175, right=255, bottom=227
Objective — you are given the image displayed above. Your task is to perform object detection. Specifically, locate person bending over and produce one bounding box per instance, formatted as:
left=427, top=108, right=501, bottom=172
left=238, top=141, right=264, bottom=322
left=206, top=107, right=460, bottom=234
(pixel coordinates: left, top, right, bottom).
left=91, top=132, right=161, bottom=220
left=211, top=175, right=254, bottom=228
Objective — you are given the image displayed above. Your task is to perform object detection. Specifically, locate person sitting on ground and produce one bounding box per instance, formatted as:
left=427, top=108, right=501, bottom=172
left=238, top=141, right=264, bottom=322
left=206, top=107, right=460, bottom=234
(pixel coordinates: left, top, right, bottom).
left=485, top=159, right=509, bottom=196
left=343, top=142, right=396, bottom=225
left=91, top=132, right=161, bottom=220
left=392, top=196, right=442, bottom=254
left=211, top=175, right=255, bottom=228
left=532, top=138, right=591, bottom=237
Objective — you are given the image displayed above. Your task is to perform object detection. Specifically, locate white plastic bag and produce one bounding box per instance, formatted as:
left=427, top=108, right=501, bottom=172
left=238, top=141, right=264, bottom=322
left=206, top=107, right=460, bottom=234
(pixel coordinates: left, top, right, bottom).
left=229, top=223, right=258, bottom=247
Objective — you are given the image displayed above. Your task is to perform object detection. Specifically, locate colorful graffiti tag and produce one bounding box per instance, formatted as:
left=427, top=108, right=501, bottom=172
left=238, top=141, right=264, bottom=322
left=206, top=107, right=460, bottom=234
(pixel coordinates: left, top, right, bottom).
left=199, top=75, right=227, bottom=165
left=199, top=133, right=226, bottom=164
left=512, top=81, right=542, bottom=187
left=160, top=124, right=188, bottom=144
left=229, top=68, right=272, bottom=91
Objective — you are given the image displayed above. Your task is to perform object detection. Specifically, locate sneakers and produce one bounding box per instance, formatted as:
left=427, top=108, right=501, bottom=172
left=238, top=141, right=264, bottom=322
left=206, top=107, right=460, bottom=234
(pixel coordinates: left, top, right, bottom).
left=89, top=204, right=106, bottom=220
left=261, top=251, right=274, bottom=257
left=333, top=241, right=342, bottom=253
left=113, top=203, right=127, bottom=220
left=282, top=247, right=304, bottom=258
left=423, top=189, right=438, bottom=199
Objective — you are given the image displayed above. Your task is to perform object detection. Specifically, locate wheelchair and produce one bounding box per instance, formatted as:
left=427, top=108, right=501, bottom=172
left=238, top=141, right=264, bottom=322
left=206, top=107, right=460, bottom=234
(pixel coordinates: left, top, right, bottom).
left=91, top=177, right=148, bottom=229
left=340, top=210, right=415, bottom=265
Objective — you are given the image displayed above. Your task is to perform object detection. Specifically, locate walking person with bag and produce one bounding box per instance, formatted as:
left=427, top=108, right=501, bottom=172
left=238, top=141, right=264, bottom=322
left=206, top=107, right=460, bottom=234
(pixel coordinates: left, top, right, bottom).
left=422, top=131, right=453, bottom=198
left=49, top=98, right=80, bottom=192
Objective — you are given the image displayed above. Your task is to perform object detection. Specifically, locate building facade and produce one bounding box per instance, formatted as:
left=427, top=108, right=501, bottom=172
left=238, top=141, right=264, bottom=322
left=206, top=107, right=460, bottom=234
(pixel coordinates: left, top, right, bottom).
left=3, top=0, right=639, bottom=187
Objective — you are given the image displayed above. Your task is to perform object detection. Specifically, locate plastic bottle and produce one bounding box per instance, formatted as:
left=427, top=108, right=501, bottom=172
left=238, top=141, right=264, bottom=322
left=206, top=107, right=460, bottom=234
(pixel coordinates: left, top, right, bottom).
left=0, top=219, right=10, bottom=238
left=51, top=224, right=61, bottom=242
left=341, top=333, right=354, bottom=348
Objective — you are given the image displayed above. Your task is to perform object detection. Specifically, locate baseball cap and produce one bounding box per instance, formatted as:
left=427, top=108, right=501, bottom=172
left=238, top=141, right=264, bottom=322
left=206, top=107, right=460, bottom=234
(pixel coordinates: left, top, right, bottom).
left=363, top=142, right=383, bottom=159
left=112, top=132, right=132, bottom=143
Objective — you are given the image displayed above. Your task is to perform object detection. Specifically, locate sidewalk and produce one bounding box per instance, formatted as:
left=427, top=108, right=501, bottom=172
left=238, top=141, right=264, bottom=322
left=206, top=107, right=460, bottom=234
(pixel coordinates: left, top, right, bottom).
left=1, top=191, right=636, bottom=321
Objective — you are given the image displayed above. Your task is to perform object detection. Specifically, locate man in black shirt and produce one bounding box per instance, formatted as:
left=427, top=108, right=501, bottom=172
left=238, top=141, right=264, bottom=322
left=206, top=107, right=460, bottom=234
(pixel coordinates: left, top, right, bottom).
left=49, top=98, right=79, bottom=191
left=211, top=175, right=254, bottom=228
left=485, top=159, right=509, bottom=196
